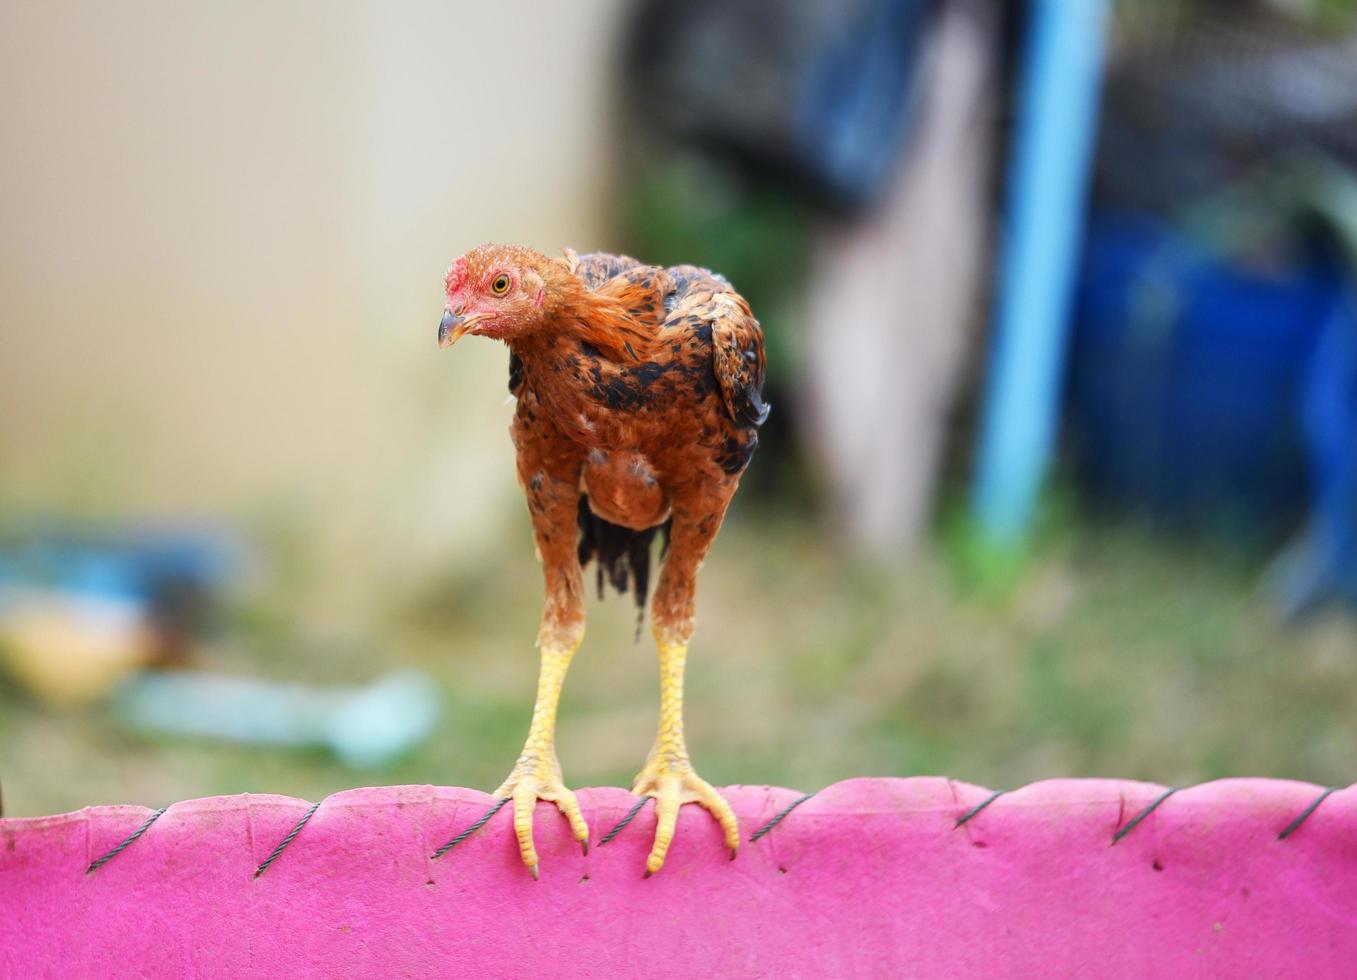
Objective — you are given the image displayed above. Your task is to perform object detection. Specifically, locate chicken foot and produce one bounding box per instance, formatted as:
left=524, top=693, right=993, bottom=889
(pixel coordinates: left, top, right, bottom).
left=631, top=638, right=740, bottom=876
left=493, top=639, right=590, bottom=878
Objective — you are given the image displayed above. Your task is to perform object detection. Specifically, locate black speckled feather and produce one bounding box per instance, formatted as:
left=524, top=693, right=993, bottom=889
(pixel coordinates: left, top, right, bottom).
left=512, top=250, right=766, bottom=629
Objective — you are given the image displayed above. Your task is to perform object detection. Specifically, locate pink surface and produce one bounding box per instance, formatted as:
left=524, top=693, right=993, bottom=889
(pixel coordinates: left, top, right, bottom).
left=3, top=778, right=1355, bottom=977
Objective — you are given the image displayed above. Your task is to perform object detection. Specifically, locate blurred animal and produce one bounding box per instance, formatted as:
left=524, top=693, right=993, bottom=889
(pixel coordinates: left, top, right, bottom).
left=439, top=244, right=767, bottom=877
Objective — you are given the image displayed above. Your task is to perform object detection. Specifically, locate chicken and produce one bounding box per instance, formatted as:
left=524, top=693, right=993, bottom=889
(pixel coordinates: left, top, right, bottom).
left=438, top=244, right=768, bottom=877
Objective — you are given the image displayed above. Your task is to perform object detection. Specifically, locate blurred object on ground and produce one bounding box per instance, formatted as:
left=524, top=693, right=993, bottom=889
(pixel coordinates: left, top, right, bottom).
left=1185, top=156, right=1357, bottom=614
left=0, top=523, right=240, bottom=704
left=803, top=0, right=1000, bottom=558
left=0, top=520, right=440, bottom=768
left=968, top=0, right=1111, bottom=555
left=112, top=669, right=439, bottom=770
left=1070, top=211, right=1336, bottom=536
left=1073, top=3, right=1357, bottom=614
left=620, top=0, right=999, bottom=556
left=1071, top=201, right=1357, bottom=613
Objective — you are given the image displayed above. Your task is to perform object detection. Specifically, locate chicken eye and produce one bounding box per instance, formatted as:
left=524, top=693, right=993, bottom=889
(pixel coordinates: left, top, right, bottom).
left=491, top=274, right=511, bottom=296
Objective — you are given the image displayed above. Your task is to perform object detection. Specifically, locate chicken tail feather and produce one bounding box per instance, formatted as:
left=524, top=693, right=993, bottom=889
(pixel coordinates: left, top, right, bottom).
left=576, top=496, right=671, bottom=639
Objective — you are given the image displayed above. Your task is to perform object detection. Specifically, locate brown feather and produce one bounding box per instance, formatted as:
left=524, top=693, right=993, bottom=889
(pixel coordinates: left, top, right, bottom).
left=502, top=250, right=767, bottom=639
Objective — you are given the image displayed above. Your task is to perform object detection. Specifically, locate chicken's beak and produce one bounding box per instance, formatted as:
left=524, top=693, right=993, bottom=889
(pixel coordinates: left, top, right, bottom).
left=438, top=310, right=485, bottom=348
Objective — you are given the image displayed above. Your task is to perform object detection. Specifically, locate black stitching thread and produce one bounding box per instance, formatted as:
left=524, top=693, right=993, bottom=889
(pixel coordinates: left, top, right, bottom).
left=598, top=796, right=652, bottom=847
left=72, top=781, right=1351, bottom=878
left=1112, top=787, right=1179, bottom=844
left=1278, top=787, right=1339, bottom=841
left=431, top=797, right=511, bottom=860
left=253, top=801, right=321, bottom=878
left=85, top=807, right=168, bottom=874
left=954, top=790, right=1006, bottom=828
left=750, top=793, right=814, bottom=843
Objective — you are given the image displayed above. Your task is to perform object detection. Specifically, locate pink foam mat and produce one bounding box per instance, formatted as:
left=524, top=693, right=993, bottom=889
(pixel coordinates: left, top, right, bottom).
left=3, top=778, right=1354, bottom=977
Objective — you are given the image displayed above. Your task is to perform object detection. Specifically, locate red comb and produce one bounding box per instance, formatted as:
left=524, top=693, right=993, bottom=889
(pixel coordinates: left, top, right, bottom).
left=444, top=257, right=469, bottom=295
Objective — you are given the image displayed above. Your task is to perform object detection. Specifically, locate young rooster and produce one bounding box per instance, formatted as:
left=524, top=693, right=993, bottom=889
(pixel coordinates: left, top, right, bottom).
left=438, top=244, right=768, bottom=877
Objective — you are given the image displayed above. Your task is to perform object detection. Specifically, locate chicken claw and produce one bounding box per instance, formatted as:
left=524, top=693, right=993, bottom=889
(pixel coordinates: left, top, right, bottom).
left=494, top=759, right=590, bottom=877
left=631, top=762, right=739, bottom=876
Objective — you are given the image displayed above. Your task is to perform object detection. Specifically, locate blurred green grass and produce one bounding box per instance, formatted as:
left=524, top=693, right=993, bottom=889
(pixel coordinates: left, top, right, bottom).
left=3, top=506, right=1356, bottom=818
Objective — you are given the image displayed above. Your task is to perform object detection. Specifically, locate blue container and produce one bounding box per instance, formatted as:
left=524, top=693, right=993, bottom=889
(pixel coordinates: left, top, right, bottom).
left=1068, top=213, right=1343, bottom=540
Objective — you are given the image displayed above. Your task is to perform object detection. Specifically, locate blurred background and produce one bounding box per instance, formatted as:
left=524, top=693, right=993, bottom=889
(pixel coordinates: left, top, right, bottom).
left=3, top=0, right=1356, bottom=817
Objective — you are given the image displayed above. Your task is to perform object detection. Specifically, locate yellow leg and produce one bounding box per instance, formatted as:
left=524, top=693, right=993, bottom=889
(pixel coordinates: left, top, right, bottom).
left=494, top=639, right=590, bottom=878
left=631, top=639, right=740, bottom=876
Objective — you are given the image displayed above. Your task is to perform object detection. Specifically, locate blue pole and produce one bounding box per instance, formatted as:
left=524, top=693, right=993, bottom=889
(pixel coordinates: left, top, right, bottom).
left=971, top=0, right=1111, bottom=543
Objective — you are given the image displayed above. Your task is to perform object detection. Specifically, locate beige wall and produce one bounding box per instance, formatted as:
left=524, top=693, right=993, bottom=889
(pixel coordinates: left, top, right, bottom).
left=0, top=0, right=625, bottom=597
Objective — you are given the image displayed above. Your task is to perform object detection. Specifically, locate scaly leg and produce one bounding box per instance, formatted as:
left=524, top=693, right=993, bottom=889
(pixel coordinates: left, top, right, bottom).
left=633, top=497, right=741, bottom=876
left=495, top=443, right=591, bottom=877
left=494, top=638, right=590, bottom=877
